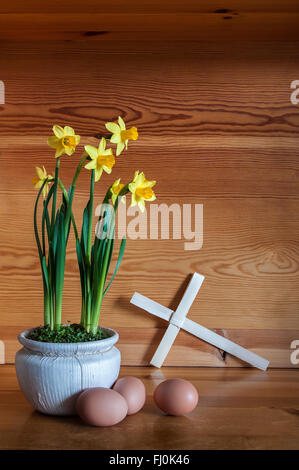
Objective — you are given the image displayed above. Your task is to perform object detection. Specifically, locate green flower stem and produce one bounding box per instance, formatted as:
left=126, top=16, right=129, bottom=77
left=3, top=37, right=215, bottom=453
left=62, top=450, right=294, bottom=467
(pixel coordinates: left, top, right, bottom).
left=51, top=157, right=60, bottom=235
left=57, top=178, right=79, bottom=240
left=43, top=287, right=50, bottom=327
left=54, top=210, right=66, bottom=330
left=86, top=291, right=92, bottom=333
left=55, top=300, right=63, bottom=330
left=80, top=298, right=86, bottom=327
left=64, top=152, right=88, bottom=239
left=48, top=261, right=54, bottom=330
left=49, top=286, right=54, bottom=330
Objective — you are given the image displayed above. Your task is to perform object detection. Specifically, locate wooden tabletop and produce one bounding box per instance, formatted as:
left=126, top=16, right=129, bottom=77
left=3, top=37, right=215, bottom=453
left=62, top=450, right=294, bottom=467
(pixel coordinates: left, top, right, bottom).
left=0, top=365, right=298, bottom=450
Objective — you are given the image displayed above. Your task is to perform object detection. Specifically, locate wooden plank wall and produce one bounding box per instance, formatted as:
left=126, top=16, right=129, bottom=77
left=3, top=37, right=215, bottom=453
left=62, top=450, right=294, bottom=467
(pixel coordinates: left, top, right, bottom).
left=0, top=40, right=299, bottom=367
left=0, top=1, right=299, bottom=41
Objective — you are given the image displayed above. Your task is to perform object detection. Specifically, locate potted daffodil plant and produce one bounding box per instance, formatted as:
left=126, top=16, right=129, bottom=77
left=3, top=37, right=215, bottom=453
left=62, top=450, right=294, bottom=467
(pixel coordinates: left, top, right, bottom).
left=15, top=117, right=156, bottom=415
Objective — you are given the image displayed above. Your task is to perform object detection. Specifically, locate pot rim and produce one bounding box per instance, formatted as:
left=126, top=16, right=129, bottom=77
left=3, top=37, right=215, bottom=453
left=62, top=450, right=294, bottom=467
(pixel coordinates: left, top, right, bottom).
left=17, top=326, right=119, bottom=356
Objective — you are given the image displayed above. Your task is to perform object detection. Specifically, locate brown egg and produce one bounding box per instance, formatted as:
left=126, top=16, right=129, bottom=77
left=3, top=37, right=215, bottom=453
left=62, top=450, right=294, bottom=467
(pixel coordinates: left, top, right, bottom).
left=76, top=387, right=128, bottom=426
left=154, top=378, right=198, bottom=416
left=113, top=376, right=146, bottom=415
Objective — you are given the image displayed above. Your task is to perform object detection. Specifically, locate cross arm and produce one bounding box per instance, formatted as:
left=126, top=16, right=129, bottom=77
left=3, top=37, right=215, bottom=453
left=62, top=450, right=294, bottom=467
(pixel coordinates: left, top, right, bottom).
left=130, top=287, right=269, bottom=371
left=130, top=292, right=172, bottom=322
left=183, top=318, right=269, bottom=371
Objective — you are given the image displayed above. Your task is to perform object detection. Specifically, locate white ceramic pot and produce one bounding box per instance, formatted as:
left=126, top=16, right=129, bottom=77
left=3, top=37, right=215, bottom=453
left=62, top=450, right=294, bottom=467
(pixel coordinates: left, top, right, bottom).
left=15, top=327, right=121, bottom=416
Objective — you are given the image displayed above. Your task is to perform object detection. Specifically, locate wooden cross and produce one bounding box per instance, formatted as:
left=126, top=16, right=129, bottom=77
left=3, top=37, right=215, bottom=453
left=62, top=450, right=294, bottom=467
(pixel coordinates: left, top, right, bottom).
left=130, top=273, right=269, bottom=371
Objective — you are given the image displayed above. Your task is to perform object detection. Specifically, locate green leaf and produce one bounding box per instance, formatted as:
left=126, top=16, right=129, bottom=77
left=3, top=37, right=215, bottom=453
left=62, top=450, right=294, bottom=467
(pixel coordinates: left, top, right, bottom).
left=41, top=184, right=55, bottom=254
left=81, top=202, right=89, bottom=258
left=42, top=256, right=49, bottom=292
left=52, top=209, right=60, bottom=256
left=56, top=212, right=66, bottom=280
left=102, top=234, right=115, bottom=289
left=76, top=238, right=87, bottom=302
left=55, top=211, right=67, bottom=325
left=44, top=204, right=51, bottom=241
left=33, top=179, right=49, bottom=262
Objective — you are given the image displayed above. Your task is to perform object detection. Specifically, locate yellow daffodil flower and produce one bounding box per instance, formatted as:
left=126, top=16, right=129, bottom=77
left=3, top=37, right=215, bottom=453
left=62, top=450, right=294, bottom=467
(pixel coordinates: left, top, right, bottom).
left=111, top=178, right=125, bottom=205
left=84, top=138, right=115, bottom=182
left=105, top=116, right=138, bottom=156
left=128, top=171, right=156, bottom=212
left=32, top=166, right=53, bottom=198
left=47, top=125, right=80, bottom=158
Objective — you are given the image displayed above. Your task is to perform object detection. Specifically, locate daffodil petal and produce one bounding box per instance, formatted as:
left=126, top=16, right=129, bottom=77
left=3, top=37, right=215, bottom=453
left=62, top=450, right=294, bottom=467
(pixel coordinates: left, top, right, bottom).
left=132, top=170, right=139, bottom=181
left=118, top=116, right=126, bottom=130
left=112, top=178, right=121, bottom=187
left=147, top=193, right=156, bottom=202
left=47, top=136, right=60, bottom=148
left=103, top=166, right=113, bottom=174
left=64, top=126, right=75, bottom=136
left=35, top=166, right=44, bottom=179
left=53, top=125, right=64, bottom=138
left=55, top=145, right=65, bottom=158
left=105, top=122, right=120, bottom=134
left=42, top=184, right=49, bottom=198
left=94, top=168, right=103, bottom=182
left=135, top=172, right=145, bottom=186
left=128, top=182, right=136, bottom=193
left=142, top=179, right=156, bottom=188
left=138, top=199, right=145, bottom=212
left=85, top=160, right=97, bottom=170
left=98, top=138, right=106, bottom=154
left=34, top=180, right=43, bottom=189
left=65, top=147, right=74, bottom=156
left=102, top=148, right=113, bottom=156
left=130, top=193, right=137, bottom=207
left=110, top=134, right=121, bottom=144
left=116, top=142, right=125, bottom=156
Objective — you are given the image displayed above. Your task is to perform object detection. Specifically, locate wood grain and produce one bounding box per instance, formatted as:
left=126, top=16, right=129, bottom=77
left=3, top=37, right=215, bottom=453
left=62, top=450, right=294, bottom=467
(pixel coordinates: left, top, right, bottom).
left=1, top=365, right=299, bottom=450
left=0, top=40, right=299, bottom=366
left=2, top=326, right=298, bottom=367
left=1, top=1, right=299, bottom=14
left=1, top=42, right=299, bottom=136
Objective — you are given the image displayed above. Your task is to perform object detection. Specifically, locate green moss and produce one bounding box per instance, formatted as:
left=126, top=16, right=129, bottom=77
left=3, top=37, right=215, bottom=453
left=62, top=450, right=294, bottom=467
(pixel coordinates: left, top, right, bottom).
left=27, top=323, right=110, bottom=343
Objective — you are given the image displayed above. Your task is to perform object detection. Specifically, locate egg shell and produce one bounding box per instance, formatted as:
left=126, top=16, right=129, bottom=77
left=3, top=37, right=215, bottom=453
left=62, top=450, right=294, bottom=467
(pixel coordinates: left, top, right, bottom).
left=76, top=387, right=128, bottom=427
left=113, top=376, right=146, bottom=415
left=154, top=378, right=198, bottom=416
